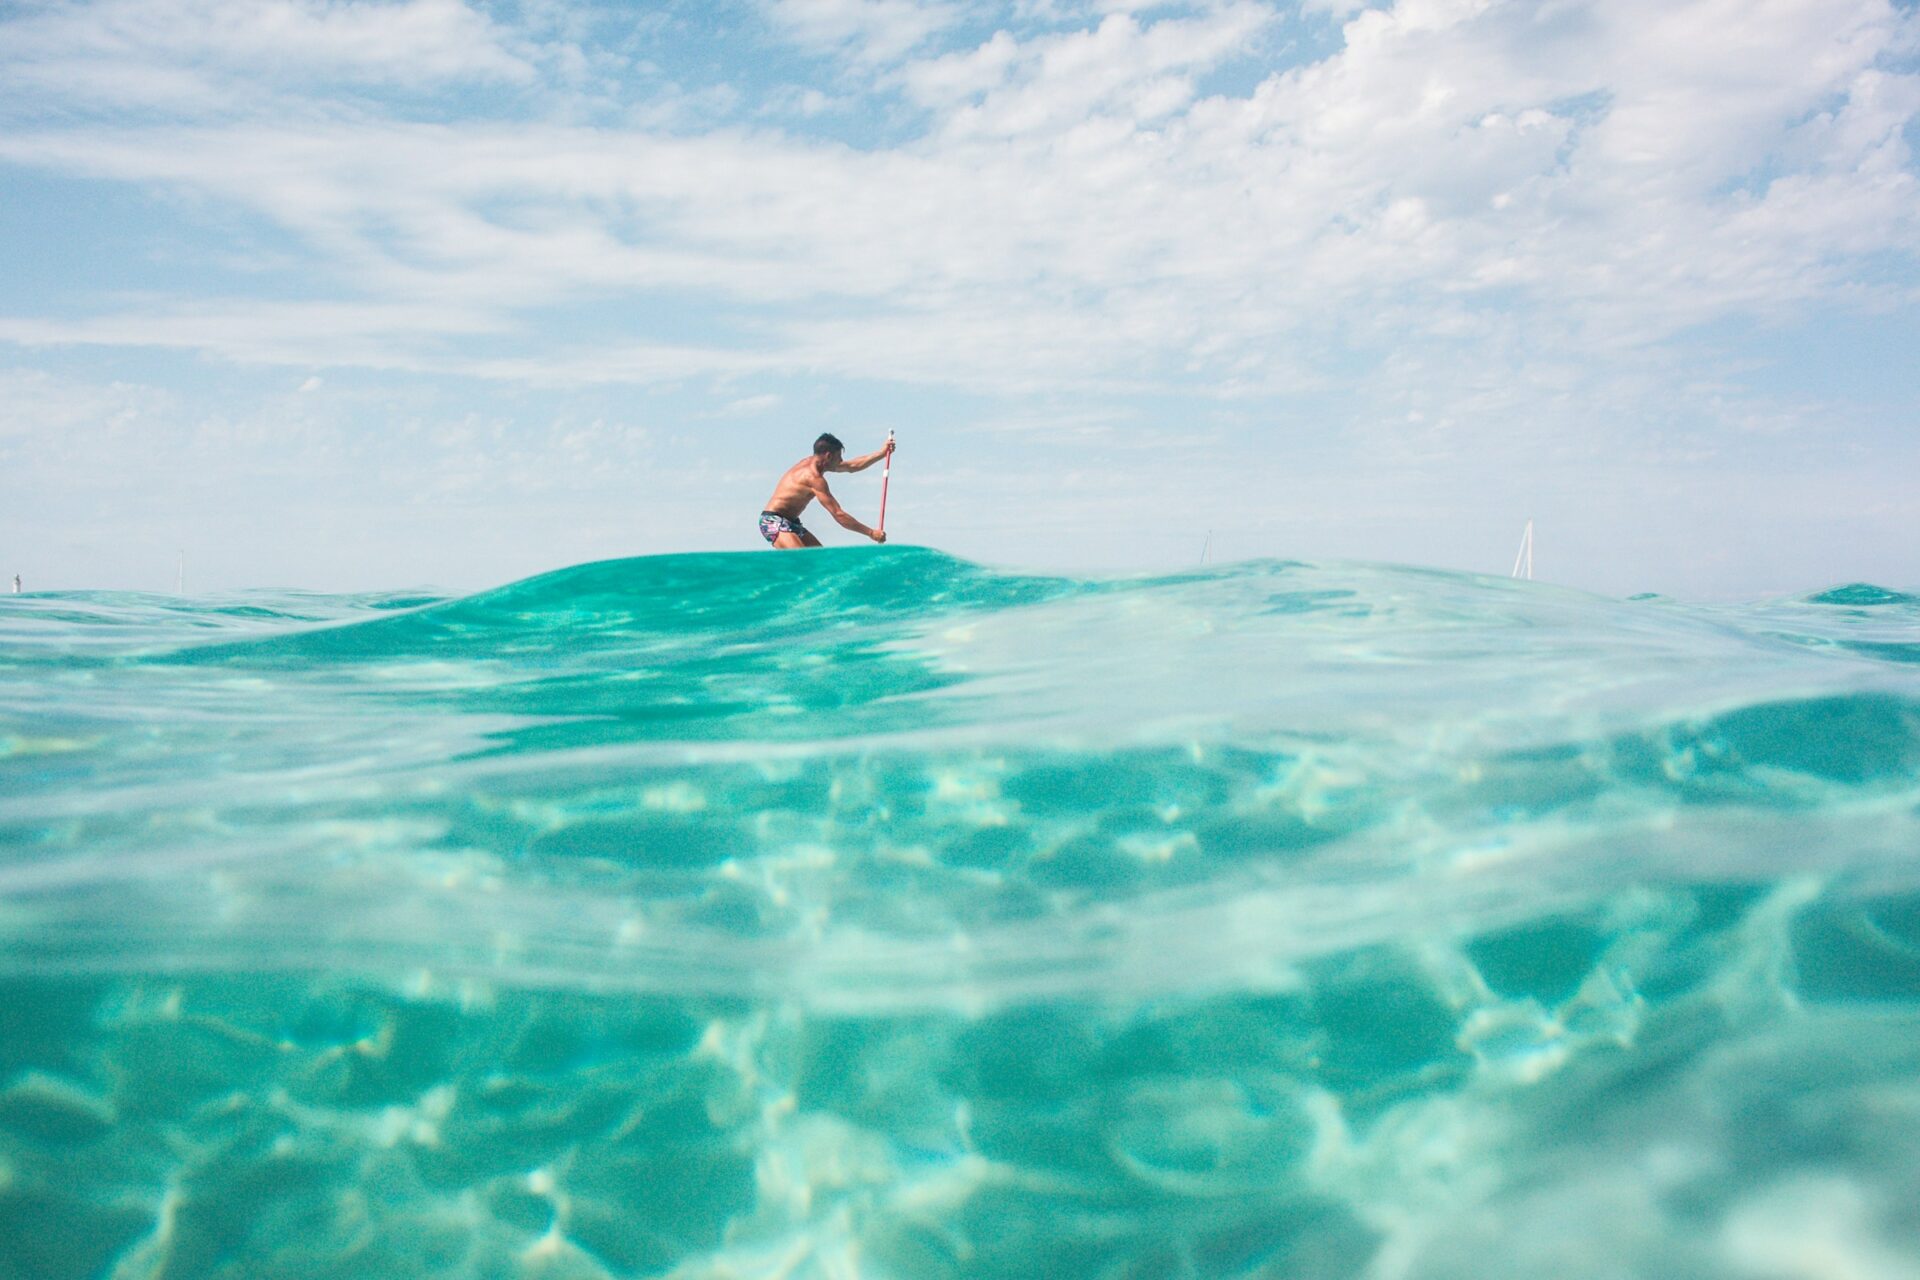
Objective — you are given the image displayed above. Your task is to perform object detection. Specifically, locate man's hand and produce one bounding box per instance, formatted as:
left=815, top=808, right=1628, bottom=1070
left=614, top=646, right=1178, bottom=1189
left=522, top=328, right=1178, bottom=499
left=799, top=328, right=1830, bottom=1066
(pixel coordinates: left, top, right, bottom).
left=872, top=530, right=887, bottom=544
left=882, top=437, right=896, bottom=457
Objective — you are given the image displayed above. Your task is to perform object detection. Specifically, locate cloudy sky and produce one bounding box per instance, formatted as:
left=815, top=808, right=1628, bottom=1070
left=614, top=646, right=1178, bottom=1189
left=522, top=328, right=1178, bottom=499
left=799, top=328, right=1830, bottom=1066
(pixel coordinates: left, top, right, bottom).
left=1, top=0, right=1916, bottom=596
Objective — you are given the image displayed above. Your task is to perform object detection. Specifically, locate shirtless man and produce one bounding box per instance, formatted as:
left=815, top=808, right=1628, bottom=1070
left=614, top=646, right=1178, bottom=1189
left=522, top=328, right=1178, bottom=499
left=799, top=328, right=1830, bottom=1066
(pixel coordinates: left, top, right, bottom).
left=758, top=433, right=894, bottom=549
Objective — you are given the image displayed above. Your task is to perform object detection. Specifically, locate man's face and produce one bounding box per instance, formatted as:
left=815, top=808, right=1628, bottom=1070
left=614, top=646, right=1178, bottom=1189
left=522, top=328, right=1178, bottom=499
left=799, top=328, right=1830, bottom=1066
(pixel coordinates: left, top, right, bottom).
left=826, top=449, right=844, bottom=467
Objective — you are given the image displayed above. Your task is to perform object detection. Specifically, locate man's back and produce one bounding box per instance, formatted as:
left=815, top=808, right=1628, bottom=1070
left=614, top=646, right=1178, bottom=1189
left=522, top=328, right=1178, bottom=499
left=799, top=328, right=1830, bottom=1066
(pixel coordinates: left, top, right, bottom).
left=765, top=456, right=825, bottom=517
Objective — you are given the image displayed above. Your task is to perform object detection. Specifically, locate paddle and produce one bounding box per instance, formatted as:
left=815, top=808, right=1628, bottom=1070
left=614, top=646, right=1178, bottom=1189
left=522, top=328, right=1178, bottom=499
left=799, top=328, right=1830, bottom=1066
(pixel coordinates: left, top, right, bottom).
left=877, top=429, right=894, bottom=539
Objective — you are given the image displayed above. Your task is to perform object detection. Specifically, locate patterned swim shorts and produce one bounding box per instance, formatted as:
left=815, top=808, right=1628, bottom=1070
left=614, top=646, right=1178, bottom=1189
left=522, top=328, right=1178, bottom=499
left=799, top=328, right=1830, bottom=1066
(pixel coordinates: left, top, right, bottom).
left=758, top=510, right=810, bottom=545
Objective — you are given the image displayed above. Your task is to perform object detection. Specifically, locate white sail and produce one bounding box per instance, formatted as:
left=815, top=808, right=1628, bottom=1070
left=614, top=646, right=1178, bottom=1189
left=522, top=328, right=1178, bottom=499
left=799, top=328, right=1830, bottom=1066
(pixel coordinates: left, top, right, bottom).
left=1511, top=520, right=1534, bottom=581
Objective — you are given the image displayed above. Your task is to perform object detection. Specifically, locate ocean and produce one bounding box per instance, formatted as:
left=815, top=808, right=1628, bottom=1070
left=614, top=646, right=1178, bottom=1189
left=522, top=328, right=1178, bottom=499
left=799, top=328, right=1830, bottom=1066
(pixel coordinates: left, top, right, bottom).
left=3, top=548, right=1918, bottom=1279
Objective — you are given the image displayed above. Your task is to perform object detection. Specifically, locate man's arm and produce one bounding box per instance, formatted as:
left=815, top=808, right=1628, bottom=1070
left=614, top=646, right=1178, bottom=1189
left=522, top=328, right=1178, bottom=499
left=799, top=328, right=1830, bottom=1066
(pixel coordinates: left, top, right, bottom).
left=828, top=438, right=895, bottom=473
left=810, top=478, right=885, bottom=542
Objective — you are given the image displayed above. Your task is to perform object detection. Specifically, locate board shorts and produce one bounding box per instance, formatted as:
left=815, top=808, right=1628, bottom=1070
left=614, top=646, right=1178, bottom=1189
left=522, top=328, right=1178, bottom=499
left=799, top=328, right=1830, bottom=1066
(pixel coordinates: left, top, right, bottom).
left=759, top=511, right=811, bottom=545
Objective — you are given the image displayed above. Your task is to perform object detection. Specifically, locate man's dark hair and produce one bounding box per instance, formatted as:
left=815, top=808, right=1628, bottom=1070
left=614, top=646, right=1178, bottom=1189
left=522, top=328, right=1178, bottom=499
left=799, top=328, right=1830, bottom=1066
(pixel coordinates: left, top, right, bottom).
left=813, top=433, right=845, bottom=457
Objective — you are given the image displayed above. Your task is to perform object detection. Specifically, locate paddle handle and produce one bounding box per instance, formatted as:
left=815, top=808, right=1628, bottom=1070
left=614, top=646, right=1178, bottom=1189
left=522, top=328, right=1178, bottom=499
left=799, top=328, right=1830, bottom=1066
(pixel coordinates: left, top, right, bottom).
left=877, top=430, right=893, bottom=537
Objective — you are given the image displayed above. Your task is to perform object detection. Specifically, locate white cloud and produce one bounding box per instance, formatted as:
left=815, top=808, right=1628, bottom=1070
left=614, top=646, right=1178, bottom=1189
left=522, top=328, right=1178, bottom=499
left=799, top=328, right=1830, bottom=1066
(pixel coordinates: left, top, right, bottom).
left=0, top=298, right=512, bottom=370
left=763, top=0, right=965, bottom=64
left=0, top=367, right=175, bottom=441
left=717, top=393, right=786, bottom=415
left=0, top=0, right=1915, bottom=431
left=0, top=0, right=538, bottom=115
left=900, top=4, right=1277, bottom=136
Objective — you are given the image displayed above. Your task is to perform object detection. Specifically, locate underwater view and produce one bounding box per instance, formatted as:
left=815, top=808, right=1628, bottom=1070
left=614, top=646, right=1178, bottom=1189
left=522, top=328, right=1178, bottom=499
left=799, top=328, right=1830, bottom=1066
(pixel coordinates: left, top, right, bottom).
left=4, top=548, right=1920, bottom=1279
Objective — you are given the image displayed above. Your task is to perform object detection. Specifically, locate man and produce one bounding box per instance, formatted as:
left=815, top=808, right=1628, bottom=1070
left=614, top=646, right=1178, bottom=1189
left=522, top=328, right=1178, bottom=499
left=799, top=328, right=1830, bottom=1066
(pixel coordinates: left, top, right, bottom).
left=758, top=433, right=894, bottom=549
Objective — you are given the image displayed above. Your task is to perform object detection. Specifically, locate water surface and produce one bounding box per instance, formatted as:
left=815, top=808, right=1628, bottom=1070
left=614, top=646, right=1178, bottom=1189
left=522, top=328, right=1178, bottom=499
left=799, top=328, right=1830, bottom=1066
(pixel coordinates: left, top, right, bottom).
left=4, top=550, right=1919, bottom=1278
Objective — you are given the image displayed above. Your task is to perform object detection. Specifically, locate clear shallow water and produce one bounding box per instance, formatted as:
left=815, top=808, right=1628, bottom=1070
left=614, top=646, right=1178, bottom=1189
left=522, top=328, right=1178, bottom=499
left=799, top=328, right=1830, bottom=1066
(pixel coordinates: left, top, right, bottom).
left=3, top=549, right=1919, bottom=1279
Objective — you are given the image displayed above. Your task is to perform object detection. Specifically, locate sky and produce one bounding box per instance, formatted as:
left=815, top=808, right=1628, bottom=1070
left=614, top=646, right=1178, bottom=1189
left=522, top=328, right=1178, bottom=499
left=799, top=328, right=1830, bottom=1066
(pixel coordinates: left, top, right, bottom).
left=1, top=0, right=1917, bottom=598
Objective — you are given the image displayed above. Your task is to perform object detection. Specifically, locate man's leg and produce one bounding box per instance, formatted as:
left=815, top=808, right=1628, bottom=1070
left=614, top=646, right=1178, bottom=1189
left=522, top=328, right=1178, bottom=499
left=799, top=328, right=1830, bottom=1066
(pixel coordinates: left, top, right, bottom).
left=774, top=531, right=806, bottom=549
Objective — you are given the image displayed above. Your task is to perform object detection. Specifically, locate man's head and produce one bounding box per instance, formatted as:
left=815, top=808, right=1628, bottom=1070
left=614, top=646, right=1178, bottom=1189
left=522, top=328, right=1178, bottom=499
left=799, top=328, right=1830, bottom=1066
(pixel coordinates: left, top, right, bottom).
left=812, top=433, right=845, bottom=462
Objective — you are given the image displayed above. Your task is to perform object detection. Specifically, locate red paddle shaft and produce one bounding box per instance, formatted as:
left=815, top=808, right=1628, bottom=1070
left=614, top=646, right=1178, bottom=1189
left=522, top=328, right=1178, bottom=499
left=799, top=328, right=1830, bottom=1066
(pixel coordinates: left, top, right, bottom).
left=877, top=431, right=894, bottom=537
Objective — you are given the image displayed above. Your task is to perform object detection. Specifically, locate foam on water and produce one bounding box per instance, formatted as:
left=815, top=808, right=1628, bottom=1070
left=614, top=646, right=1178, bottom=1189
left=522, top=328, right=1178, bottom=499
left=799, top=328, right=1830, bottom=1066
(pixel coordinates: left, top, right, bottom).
left=3, top=549, right=1919, bottom=1278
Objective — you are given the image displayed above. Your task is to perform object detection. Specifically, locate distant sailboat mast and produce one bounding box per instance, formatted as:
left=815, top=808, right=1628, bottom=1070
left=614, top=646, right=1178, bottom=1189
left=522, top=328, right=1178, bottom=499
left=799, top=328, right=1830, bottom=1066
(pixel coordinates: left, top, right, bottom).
left=1511, top=520, right=1535, bottom=581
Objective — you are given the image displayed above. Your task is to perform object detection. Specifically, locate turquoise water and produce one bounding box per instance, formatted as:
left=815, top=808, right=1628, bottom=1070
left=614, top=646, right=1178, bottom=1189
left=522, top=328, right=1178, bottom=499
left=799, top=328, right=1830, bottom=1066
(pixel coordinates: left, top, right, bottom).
left=4, top=549, right=1920, bottom=1279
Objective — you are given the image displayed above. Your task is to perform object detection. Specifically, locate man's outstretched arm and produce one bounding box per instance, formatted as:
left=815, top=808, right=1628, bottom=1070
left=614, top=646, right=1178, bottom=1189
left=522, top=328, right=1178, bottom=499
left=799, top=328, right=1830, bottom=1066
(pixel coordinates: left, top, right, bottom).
left=829, top=438, right=895, bottom=473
